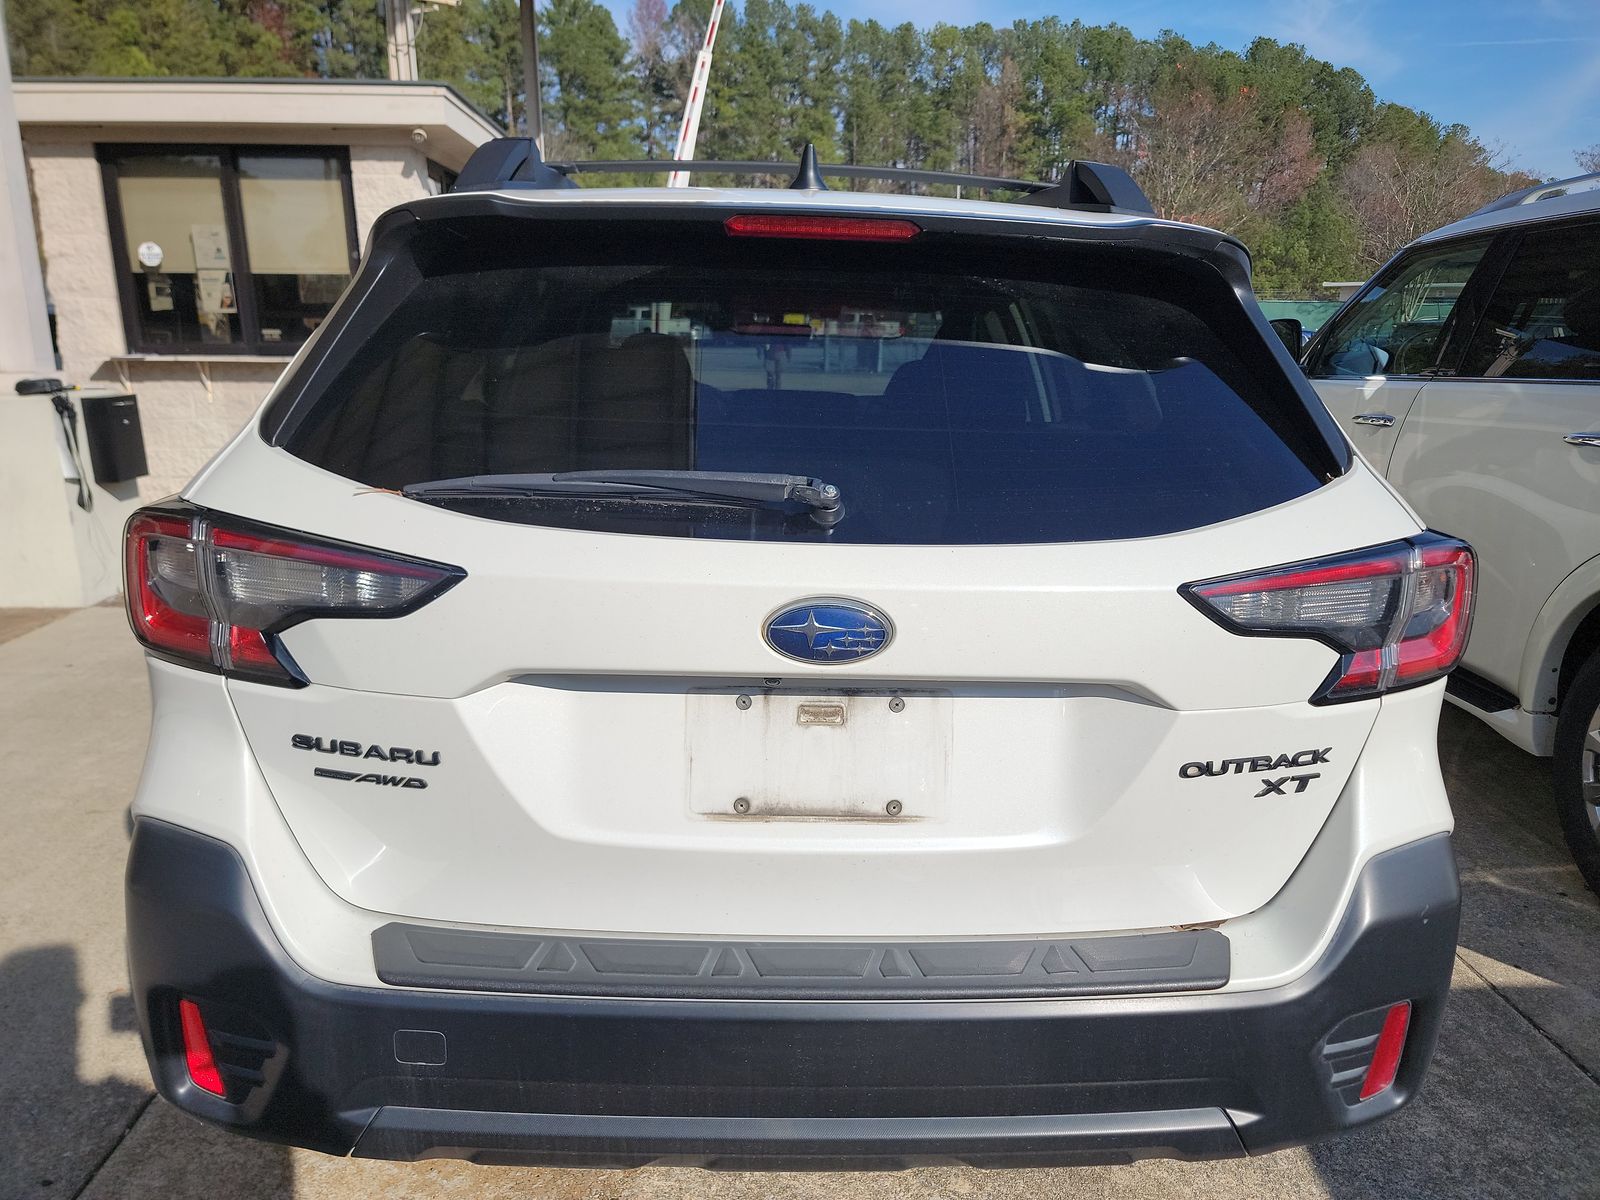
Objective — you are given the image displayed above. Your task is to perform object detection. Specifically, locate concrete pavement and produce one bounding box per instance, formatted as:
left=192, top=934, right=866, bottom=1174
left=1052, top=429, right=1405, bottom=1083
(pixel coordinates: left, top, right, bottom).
left=2, top=606, right=1597, bottom=1200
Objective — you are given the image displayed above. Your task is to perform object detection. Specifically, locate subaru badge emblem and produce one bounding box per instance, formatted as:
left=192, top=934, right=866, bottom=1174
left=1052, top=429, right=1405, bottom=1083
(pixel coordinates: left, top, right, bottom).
left=764, top=598, right=892, bottom=664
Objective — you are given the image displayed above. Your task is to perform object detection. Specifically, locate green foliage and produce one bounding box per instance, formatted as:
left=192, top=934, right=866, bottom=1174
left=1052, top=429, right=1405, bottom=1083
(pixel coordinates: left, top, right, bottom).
left=6, top=0, right=1541, bottom=289
left=7, top=0, right=295, bottom=76
left=417, top=0, right=523, bottom=128
left=540, top=0, right=639, bottom=157
left=1251, top=180, right=1360, bottom=294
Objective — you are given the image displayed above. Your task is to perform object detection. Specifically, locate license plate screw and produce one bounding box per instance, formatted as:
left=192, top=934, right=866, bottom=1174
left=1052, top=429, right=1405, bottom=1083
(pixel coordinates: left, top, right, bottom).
left=736, top=694, right=753, bottom=710
left=885, top=799, right=903, bottom=817
left=733, top=797, right=752, bottom=815
left=888, top=696, right=905, bottom=713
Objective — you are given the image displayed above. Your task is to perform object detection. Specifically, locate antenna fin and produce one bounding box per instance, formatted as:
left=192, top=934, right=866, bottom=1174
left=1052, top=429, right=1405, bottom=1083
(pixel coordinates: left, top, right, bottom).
left=789, top=143, right=828, bottom=191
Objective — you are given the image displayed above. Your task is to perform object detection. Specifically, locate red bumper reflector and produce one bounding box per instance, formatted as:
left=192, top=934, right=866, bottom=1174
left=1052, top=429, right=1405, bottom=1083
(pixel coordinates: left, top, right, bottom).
left=179, top=998, right=226, bottom=1097
left=723, top=214, right=921, bottom=242
left=1359, top=1000, right=1412, bottom=1100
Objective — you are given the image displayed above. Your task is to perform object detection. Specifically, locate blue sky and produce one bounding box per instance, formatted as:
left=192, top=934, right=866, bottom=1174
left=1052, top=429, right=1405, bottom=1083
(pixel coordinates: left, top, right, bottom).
left=598, top=0, right=1600, bottom=176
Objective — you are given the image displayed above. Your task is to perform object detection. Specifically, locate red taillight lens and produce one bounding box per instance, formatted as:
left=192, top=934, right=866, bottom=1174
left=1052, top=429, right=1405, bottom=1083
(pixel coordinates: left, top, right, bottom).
left=1359, top=1001, right=1412, bottom=1100
left=123, top=506, right=462, bottom=686
left=723, top=214, right=922, bottom=242
left=178, top=998, right=226, bottom=1097
left=1183, top=533, right=1475, bottom=703
left=1393, top=541, right=1475, bottom=686
left=125, top=513, right=210, bottom=662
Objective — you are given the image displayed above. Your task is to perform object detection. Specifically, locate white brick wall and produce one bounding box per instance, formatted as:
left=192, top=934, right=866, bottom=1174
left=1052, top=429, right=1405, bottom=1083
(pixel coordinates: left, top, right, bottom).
left=28, top=140, right=122, bottom=382
left=350, top=142, right=432, bottom=247
left=25, top=134, right=439, bottom=499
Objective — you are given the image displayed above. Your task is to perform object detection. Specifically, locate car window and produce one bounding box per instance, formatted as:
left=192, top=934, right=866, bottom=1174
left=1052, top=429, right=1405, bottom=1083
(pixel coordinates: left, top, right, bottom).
left=1307, top=240, right=1489, bottom=378
left=281, top=226, right=1334, bottom=545
left=1455, top=222, right=1600, bottom=380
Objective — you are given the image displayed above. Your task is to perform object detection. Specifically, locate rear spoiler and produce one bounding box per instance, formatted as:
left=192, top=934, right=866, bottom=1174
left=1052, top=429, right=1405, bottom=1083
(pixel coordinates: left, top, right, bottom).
left=453, top=139, right=1157, bottom=217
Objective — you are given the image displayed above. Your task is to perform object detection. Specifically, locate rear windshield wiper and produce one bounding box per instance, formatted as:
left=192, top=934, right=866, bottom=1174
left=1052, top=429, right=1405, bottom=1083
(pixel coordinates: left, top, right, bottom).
left=401, top=470, right=845, bottom=527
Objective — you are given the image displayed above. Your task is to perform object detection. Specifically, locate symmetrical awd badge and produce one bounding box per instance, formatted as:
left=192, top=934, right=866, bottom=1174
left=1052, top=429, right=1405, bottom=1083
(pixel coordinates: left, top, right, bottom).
left=764, top=598, right=893, bottom=664
left=293, top=734, right=441, bottom=789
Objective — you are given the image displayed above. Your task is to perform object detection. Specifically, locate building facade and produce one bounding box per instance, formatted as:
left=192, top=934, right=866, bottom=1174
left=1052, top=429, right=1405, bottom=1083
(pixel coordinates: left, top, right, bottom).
left=17, top=78, right=499, bottom=499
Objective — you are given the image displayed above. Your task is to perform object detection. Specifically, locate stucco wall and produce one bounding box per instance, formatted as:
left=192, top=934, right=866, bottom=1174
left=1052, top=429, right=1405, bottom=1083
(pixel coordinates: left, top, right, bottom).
left=24, top=133, right=438, bottom=499
left=27, top=140, right=121, bottom=386
left=351, top=142, right=432, bottom=248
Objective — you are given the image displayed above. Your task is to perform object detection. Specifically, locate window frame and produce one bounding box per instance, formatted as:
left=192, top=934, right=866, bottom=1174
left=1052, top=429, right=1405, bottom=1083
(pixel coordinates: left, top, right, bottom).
left=1303, top=233, right=1507, bottom=381
left=1445, top=217, right=1600, bottom=384
left=98, top=143, right=360, bottom=357
left=426, top=159, right=459, bottom=195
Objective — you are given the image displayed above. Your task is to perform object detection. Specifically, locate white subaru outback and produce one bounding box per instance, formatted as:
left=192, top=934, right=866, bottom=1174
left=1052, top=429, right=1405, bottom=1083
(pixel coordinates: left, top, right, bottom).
left=123, top=142, right=1473, bottom=1169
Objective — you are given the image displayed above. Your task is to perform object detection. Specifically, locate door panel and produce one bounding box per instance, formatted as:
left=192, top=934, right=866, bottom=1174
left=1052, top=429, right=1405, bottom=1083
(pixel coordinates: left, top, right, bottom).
left=1310, top=377, right=1425, bottom=473
left=1390, top=219, right=1600, bottom=695
left=1304, top=236, right=1495, bottom=476
left=1389, top=379, right=1600, bottom=691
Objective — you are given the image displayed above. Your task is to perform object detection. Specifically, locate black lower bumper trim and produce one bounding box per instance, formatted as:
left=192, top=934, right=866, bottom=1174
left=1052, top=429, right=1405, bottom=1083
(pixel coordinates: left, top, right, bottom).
left=126, top=819, right=1459, bottom=1167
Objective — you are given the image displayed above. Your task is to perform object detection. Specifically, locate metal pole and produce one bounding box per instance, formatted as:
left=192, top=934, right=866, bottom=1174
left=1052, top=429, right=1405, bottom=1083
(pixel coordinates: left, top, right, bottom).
left=384, top=0, right=417, bottom=81
left=520, top=0, right=545, bottom=153
left=667, top=0, right=726, bottom=187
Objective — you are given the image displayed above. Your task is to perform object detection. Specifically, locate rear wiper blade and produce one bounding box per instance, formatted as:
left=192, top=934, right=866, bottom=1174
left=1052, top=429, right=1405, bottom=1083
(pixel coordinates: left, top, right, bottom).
left=401, top=470, right=845, bottom=527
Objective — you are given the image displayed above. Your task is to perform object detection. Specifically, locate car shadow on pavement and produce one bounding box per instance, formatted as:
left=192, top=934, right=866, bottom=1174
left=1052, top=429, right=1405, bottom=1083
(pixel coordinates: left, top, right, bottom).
left=0, top=944, right=293, bottom=1200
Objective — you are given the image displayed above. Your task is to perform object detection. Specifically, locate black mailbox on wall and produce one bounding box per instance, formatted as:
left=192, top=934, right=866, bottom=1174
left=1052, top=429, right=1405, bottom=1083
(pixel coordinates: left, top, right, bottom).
left=80, top=393, right=148, bottom=484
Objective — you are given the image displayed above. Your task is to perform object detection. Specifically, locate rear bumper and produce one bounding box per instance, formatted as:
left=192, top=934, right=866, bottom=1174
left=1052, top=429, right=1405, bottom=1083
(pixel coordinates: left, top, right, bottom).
left=126, top=819, right=1459, bottom=1169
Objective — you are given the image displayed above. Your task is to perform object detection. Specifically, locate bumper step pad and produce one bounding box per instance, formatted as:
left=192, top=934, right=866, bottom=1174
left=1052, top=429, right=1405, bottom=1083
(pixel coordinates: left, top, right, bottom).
left=371, top=922, right=1230, bottom=1000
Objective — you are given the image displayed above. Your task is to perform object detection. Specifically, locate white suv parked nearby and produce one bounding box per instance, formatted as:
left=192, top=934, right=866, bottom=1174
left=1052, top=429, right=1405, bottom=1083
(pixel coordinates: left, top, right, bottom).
left=123, top=141, right=1473, bottom=1168
left=1305, top=171, right=1600, bottom=894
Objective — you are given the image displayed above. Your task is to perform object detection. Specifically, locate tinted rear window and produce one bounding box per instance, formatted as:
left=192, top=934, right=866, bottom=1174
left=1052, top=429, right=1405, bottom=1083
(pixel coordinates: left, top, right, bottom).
left=280, top=219, right=1330, bottom=544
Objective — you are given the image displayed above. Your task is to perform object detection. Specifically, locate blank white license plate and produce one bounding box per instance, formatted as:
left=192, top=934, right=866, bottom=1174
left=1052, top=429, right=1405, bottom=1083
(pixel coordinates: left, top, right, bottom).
left=686, top=692, right=950, bottom=820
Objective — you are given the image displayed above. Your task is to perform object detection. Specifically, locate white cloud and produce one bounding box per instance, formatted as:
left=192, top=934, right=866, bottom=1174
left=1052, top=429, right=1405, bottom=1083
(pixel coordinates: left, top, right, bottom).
left=1267, top=0, right=1403, bottom=79
left=1459, top=46, right=1600, bottom=176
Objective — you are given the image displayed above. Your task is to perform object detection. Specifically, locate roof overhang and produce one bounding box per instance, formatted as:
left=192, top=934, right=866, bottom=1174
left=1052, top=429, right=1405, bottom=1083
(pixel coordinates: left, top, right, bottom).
left=14, top=78, right=503, bottom=167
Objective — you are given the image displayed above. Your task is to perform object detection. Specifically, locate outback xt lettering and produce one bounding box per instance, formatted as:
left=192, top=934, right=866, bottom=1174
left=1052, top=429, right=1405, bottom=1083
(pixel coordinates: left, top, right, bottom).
left=1179, top=748, right=1333, bottom=778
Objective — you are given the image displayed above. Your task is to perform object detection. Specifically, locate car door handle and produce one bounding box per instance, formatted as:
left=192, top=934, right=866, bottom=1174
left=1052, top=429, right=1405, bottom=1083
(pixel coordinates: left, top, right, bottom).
left=1353, top=413, right=1396, bottom=427
left=1564, top=433, right=1600, bottom=447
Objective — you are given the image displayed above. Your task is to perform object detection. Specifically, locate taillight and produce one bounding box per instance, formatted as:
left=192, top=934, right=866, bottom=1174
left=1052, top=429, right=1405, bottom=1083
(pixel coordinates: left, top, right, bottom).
left=723, top=214, right=922, bottom=242
left=124, top=505, right=462, bottom=686
left=1183, top=533, right=1474, bottom=704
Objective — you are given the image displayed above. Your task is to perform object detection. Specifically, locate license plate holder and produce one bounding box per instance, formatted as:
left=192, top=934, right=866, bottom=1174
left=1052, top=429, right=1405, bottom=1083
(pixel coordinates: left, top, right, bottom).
left=687, top=692, right=950, bottom=820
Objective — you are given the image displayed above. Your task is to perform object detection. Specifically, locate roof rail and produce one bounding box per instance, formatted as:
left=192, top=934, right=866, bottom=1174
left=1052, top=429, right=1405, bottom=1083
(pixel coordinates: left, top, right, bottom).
left=452, top=139, right=1155, bottom=215
left=1467, top=169, right=1600, bottom=218
left=453, top=137, right=577, bottom=192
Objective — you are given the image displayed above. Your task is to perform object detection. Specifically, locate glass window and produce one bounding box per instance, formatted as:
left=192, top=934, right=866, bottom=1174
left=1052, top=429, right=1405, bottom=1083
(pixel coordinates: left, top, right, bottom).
left=1307, top=240, right=1489, bottom=378
left=104, top=147, right=355, bottom=354
left=238, top=153, right=352, bottom=349
left=111, top=153, right=240, bottom=348
left=1456, top=222, right=1600, bottom=380
left=282, top=230, right=1334, bottom=546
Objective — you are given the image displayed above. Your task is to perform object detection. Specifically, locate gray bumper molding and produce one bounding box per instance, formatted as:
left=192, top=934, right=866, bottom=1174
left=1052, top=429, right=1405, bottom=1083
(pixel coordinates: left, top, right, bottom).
left=372, top=922, right=1230, bottom=1000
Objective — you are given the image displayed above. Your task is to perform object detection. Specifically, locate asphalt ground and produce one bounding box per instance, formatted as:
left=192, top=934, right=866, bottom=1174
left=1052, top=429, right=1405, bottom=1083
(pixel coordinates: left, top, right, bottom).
left=3, top=606, right=1597, bottom=1200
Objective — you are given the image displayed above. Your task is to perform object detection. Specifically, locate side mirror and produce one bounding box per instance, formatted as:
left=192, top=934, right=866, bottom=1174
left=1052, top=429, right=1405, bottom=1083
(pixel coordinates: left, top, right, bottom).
left=1269, top=318, right=1304, bottom=360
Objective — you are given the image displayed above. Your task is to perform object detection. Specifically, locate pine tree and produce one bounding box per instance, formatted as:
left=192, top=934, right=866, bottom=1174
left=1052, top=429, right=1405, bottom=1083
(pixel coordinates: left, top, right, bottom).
left=540, top=0, right=641, bottom=160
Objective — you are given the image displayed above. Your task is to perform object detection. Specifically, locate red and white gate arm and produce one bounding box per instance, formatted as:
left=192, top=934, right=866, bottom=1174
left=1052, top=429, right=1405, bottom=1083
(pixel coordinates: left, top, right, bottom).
left=667, top=0, right=726, bottom=188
